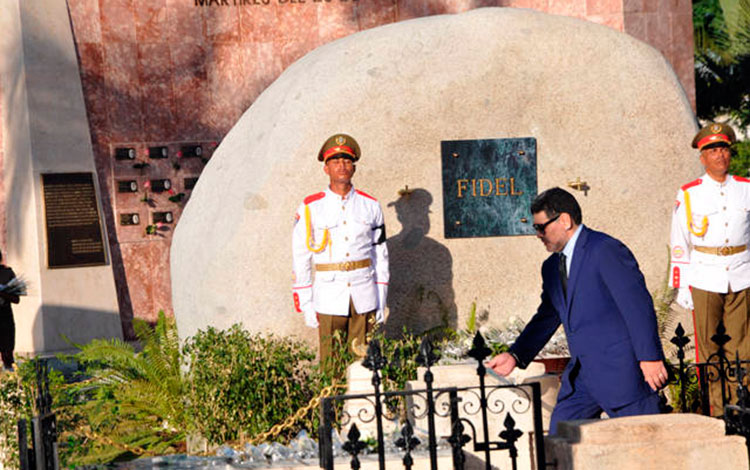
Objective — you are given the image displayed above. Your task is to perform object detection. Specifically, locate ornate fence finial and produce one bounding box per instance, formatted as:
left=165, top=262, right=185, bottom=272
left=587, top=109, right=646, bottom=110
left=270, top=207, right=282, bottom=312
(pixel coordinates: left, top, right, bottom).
left=671, top=323, right=691, bottom=358
left=448, top=419, right=471, bottom=469
left=395, top=421, right=421, bottom=470
left=416, top=337, right=440, bottom=369
left=711, top=320, right=731, bottom=350
left=467, top=332, right=491, bottom=363
left=499, top=413, right=523, bottom=462
left=362, top=338, right=386, bottom=373
left=499, top=413, right=523, bottom=442
left=342, top=423, right=367, bottom=470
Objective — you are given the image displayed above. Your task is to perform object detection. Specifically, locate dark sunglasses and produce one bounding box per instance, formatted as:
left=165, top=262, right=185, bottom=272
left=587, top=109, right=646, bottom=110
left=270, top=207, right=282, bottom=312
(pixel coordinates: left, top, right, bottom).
left=533, top=214, right=560, bottom=234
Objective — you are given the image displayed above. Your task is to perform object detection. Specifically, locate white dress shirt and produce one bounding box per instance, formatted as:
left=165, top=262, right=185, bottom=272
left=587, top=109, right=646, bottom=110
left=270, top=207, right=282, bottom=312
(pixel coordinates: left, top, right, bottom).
left=561, top=224, right=583, bottom=274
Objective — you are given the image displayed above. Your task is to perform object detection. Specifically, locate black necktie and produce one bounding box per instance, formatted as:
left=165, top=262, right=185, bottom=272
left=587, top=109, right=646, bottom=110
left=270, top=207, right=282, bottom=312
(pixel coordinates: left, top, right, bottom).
left=559, top=253, right=568, bottom=299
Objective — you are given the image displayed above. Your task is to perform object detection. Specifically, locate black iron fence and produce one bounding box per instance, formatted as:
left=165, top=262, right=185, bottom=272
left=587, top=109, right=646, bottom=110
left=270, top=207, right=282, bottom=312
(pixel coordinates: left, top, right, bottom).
left=665, top=320, right=750, bottom=457
left=318, top=333, right=545, bottom=470
left=665, top=320, right=750, bottom=415
left=17, top=359, right=59, bottom=470
left=320, top=321, right=750, bottom=469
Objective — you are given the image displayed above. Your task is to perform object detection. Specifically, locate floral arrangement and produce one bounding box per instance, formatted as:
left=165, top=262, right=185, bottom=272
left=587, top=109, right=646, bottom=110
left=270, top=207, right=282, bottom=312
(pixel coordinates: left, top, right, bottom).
left=438, top=315, right=569, bottom=364
left=141, top=180, right=151, bottom=203
left=145, top=222, right=166, bottom=235
left=167, top=189, right=185, bottom=203
left=0, top=276, right=27, bottom=299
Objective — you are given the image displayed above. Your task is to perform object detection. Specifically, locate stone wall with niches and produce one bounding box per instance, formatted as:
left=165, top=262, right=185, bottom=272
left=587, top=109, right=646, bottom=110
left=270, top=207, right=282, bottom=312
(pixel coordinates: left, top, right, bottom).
left=109, top=141, right=216, bottom=322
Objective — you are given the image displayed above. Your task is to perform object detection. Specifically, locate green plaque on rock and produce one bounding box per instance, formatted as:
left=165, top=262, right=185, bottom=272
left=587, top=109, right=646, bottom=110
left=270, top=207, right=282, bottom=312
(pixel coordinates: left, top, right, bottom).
left=441, top=138, right=537, bottom=238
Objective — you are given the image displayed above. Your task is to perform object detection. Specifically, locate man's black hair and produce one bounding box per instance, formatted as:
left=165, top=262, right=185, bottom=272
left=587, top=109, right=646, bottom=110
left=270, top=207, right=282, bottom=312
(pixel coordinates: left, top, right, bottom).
left=530, top=187, right=583, bottom=225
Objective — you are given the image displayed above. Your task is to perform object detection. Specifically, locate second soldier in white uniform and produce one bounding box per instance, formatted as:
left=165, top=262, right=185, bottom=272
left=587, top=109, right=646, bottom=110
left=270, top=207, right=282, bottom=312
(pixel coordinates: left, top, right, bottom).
left=670, top=122, right=750, bottom=415
left=292, top=134, right=389, bottom=367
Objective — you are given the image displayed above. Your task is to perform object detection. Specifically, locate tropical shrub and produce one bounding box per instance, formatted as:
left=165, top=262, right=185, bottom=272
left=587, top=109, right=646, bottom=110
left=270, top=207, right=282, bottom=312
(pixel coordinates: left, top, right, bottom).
left=0, top=370, right=31, bottom=470
left=57, top=311, right=186, bottom=466
left=183, top=325, right=320, bottom=445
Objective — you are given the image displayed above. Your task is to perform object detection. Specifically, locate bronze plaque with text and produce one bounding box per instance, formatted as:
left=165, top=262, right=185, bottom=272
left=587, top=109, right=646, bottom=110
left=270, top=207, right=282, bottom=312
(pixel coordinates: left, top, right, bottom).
left=42, top=173, right=107, bottom=268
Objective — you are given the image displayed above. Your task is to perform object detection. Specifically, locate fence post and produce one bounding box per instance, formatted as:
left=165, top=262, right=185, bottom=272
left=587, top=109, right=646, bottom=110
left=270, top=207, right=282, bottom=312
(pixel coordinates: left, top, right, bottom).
left=318, top=398, right=334, bottom=470
left=362, top=339, right=386, bottom=470
left=529, top=382, right=546, bottom=470
left=467, top=332, right=493, bottom=470
left=447, top=388, right=467, bottom=470
left=711, top=321, right=732, bottom=410
left=416, top=338, right=440, bottom=470
left=670, top=323, right=691, bottom=412
left=17, top=419, right=32, bottom=470
left=31, top=360, right=58, bottom=470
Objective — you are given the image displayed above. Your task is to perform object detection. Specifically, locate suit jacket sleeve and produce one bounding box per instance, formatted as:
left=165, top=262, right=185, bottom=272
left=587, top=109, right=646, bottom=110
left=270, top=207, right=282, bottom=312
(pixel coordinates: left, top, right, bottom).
left=598, top=238, right=664, bottom=361
left=509, top=260, right=562, bottom=368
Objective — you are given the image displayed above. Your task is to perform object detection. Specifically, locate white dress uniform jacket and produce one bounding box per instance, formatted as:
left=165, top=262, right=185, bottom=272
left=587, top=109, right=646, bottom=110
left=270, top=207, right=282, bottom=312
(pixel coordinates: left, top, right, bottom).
left=670, top=174, right=750, bottom=297
left=292, top=186, right=389, bottom=328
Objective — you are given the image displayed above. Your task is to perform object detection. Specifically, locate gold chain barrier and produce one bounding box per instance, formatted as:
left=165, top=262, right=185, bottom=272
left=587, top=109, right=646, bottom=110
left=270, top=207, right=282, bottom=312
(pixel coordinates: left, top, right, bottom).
left=248, top=381, right=346, bottom=445
left=37, top=377, right=346, bottom=455
left=55, top=377, right=99, bottom=390
left=52, top=406, right=153, bottom=457
left=64, top=427, right=150, bottom=457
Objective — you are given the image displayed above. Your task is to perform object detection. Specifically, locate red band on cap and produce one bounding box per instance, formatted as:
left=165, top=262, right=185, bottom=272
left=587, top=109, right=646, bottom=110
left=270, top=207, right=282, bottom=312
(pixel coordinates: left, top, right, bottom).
left=323, top=145, right=355, bottom=161
left=697, top=133, right=730, bottom=149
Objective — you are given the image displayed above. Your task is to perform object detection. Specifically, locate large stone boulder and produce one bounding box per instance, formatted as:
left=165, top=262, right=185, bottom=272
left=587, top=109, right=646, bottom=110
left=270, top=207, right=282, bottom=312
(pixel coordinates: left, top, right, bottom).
left=171, top=8, right=698, bottom=345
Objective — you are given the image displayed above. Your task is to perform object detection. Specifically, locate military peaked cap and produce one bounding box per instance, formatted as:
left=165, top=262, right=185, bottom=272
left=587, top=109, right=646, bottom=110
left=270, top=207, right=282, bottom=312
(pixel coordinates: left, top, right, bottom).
left=318, top=134, right=361, bottom=162
left=692, top=122, right=737, bottom=150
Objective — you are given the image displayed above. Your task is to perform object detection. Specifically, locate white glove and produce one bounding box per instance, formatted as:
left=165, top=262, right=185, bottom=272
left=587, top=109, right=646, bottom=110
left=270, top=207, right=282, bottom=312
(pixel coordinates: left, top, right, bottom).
left=375, top=309, right=385, bottom=324
left=304, top=309, right=319, bottom=328
left=676, top=287, right=694, bottom=310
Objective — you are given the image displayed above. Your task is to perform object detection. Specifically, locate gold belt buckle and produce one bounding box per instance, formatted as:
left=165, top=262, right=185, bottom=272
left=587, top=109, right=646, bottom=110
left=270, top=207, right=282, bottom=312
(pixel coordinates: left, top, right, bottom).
left=719, top=246, right=731, bottom=256
left=341, top=261, right=354, bottom=271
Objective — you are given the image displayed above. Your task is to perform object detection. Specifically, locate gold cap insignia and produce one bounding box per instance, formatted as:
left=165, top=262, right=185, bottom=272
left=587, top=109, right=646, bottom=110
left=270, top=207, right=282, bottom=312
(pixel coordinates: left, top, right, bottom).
left=335, top=136, right=346, bottom=146
left=711, top=124, right=722, bottom=133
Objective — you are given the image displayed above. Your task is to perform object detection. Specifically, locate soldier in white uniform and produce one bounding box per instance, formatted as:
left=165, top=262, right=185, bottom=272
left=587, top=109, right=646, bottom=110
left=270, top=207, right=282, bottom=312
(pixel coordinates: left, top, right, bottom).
left=670, top=122, right=750, bottom=415
left=292, top=134, right=389, bottom=367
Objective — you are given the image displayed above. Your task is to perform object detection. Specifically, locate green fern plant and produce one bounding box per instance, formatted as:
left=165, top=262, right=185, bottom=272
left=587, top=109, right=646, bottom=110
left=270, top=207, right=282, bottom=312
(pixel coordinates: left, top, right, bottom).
left=75, top=311, right=185, bottom=429
left=62, top=311, right=187, bottom=464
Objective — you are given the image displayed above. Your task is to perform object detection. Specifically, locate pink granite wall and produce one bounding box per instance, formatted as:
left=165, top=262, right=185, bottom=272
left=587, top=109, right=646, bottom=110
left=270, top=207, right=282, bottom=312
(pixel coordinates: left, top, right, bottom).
left=64, top=0, right=695, bottom=331
left=623, top=0, right=696, bottom=106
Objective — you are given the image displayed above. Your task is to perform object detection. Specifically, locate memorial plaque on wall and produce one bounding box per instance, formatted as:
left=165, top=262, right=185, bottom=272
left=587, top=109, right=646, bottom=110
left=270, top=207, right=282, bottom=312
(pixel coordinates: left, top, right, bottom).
left=42, top=173, right=107, bottom=268
left=441, top=138, right=537, bottom=238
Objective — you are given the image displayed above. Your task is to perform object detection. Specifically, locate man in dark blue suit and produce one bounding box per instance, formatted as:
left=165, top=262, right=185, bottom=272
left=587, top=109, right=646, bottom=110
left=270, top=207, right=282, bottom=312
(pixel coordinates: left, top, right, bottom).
left=487, top=187, right=667, bottom=435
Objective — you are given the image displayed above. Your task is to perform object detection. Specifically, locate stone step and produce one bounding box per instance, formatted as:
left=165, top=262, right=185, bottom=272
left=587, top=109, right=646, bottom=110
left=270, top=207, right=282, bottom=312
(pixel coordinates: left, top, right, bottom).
left=546, top=414, right=749, bottom=470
